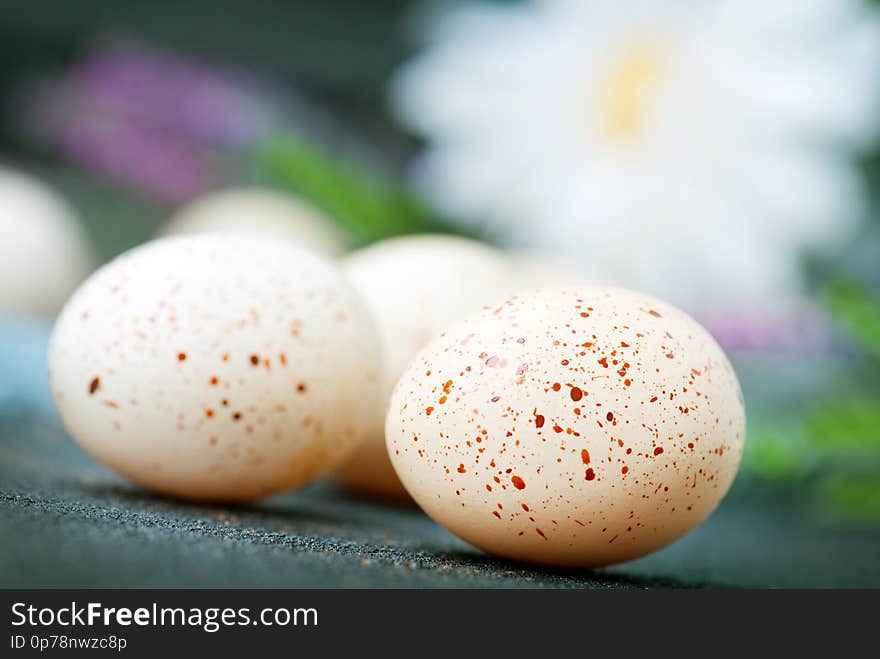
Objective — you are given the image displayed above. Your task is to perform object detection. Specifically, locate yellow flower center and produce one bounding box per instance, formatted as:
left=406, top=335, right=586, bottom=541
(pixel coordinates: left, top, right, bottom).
left=598, top=42, right=666, bottom=141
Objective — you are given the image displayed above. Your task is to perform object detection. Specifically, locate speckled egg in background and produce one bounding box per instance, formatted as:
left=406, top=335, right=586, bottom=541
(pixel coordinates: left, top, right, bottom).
left=387, top=287, right=745, bottom=567
left=158, top=187, right=349, bottom=258
left=49, top=236, right=381, bottom=502
left=334, top=234, right=517, bottom=501
left=0, top=167, right=96, bottom=316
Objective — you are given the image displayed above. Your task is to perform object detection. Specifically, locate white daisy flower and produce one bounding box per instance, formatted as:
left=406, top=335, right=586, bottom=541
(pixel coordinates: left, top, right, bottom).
left=391, top=0, right=880, bottom=307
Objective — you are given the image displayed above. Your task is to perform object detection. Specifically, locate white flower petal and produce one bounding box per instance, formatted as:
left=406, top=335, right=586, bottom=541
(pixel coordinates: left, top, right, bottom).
left=390, top=0, right=880, bottom=305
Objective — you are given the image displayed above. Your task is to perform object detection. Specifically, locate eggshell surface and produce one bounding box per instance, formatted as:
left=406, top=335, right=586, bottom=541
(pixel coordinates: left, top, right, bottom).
left=334, top=234, right=516, bottom=500
left=387, top=287, right=745, bottom=566
left=160, top=187, right=348, bottom=257
left=49, top=236, right=381, bottom=502
left=0, top=167, right=95, bottom=316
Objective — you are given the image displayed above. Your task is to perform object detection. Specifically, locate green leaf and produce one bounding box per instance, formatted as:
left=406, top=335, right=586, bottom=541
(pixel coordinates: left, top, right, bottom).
left=805, top=398, right=880, bottom=451
left=824, top=280, right=880, bottom=358
left=821, top=475, right=880, bottom=523
left=744, top=433, right=802, bottom=478
left=258, top=134, right=444, bottom=244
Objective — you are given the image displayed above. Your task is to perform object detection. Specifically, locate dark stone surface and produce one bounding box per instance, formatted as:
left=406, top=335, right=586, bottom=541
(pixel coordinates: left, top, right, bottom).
left=2, top=413, right=879, bottom=588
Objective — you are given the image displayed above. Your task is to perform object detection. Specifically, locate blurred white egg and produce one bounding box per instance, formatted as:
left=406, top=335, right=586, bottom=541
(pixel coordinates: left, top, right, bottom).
left=508, top=251, right=597, bottom=292
left=49, top=235, right=382, bottom=502
left=388, top=286, right=746, bottom=567
left=334, top=234, right=517, bottom=500
left=159, top=187, right=349, bottom=257
left=0, top=167, right=96, bottom=316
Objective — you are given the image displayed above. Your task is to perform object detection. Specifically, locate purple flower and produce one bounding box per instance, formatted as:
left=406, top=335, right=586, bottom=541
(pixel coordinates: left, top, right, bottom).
left=69, top=42, right=276, bottom=147
left=703, top=300, right=835, bottom=353
left=51, top=113, right=221, bottom=204
left=18, top=39, right=284, bottom=202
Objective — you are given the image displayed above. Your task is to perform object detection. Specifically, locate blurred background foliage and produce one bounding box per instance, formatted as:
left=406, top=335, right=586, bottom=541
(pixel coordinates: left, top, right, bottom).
left=0, top=0, right=878, bottom=526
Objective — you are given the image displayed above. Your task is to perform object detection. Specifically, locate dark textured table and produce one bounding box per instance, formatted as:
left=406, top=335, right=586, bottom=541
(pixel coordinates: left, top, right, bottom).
left=2, top=411, right=879, bottom=589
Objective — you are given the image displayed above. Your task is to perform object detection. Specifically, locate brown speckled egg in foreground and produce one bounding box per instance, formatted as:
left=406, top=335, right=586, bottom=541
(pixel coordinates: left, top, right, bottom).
left=387, top=287, right=745, bottom=567
left=49, top=236, right=381, bottom=502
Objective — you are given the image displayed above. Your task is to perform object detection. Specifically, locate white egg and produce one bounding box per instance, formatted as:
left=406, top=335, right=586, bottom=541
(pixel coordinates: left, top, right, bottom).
left=0, top=167, right=96, bottom=316
left=49, top=235, right=381, bottom=502
left=334, top=234, right=517, bottom=500
left=508, top=251, right=598, bottom=292
left=159, top=187, right=349, bottom=257
left=387, top=287, right=746, bottom=567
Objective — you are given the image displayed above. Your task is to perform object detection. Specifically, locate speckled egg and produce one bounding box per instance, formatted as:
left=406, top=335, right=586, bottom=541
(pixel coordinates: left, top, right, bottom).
left=334, top=234, right=517, bottom=501
left=159, top=187, right=349, bottom=258
left=387, top=287, right=745, bottom=566
left=0, top=167, right=96, bottom=316
left=49, top=235, right=381, bottom=502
